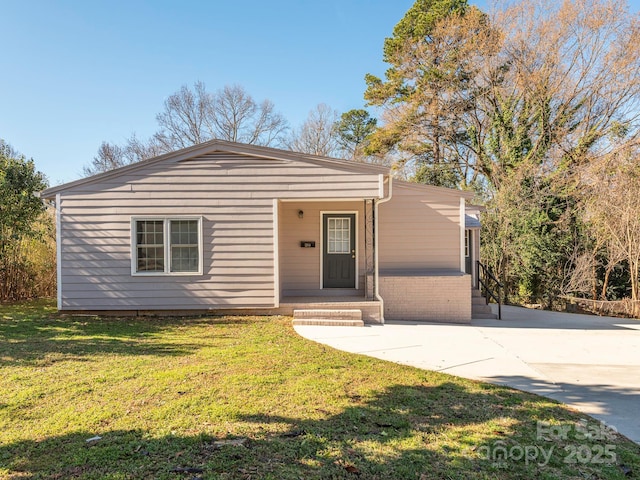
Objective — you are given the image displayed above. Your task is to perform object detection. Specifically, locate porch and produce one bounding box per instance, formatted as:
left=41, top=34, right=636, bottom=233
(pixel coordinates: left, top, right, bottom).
left=274, top=186, right=475, bottom=325
left=276, top=269, right=472, bottom=325
left=274, top=197, right=380, bottom=325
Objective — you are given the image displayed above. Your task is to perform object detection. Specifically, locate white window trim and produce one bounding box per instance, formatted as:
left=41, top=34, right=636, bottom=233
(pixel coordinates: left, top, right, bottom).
left=130, top=216, right=203, bottom=276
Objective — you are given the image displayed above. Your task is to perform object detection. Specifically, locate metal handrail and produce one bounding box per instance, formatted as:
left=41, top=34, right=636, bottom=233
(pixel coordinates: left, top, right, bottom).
left=476, top=261, right=503, bottom=320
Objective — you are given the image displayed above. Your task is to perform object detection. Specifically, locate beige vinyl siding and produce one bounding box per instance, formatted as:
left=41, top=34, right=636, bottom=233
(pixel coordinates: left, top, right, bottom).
left=278, top=201, right=366, bottom=296
left=378, top=183, right=462, bottom=271
left=58, top=152, right=380, bottom=310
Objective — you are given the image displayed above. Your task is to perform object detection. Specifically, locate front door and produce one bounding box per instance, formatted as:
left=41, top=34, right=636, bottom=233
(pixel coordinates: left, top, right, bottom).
left=323, top=213, right=356, bottom=288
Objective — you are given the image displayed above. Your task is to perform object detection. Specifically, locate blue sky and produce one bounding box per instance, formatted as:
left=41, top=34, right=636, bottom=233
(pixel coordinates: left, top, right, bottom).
left=2, top=0, right=638, bottom=186
left=2, top=0, right=418, bottom=185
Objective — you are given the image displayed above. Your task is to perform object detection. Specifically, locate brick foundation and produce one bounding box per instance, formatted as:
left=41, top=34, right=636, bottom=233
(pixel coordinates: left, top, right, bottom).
left=379, top=272, right=471, bottom=323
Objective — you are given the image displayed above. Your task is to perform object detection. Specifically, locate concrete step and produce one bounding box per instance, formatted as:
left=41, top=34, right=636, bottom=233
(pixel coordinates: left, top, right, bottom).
left=293, top=309, right=364, bottom=327
left=281, top=299, right=382, bottom=324
left=472, top=303, right=493, bottom=314
left=471, top=289, right=499, bottom=319
left=473, top=312, right=499, bottom=320
left=293, top=309, right=362, bottom=320
left=292, top=318, right=365, bottom=327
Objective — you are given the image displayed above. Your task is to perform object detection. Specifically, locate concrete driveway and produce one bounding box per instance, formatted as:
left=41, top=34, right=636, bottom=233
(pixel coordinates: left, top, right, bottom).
left=294, top=305, right=640, bottom=444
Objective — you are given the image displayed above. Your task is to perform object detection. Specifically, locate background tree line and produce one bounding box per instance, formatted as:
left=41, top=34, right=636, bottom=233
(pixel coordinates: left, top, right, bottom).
left=362, top=0, right=640, bottom=308
left=0, top=140, right=55, bottom=301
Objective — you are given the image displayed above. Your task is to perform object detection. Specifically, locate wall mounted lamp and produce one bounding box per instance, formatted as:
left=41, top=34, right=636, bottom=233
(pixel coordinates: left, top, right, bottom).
left=298, top=210, right=304, bottom=219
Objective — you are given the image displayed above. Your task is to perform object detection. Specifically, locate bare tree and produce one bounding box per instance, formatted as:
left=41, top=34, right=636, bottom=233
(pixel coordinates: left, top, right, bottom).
left=473, top=0, right=640, bottom=187
left=210, top=85, right=288, bottom=145
left=577, top=140, right=640, bottom=300
left=154, top=81, right=214, bottom=150
left=85, top=82, right=289, bottom=175
left=124, top=134, right=164, bottom=164
left=287, top=104, right=341, bottom=157
left=83, top=134, right=165, bottom=177
left=154, top=82, right=288, bottom=151
left=563, top=251, right=598, bottom=298
left=83, top=142, right=126, bottom=176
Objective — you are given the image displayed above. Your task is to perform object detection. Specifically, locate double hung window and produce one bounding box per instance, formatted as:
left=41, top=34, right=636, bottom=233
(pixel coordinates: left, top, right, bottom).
left=132, top=217, right=202, bottom=275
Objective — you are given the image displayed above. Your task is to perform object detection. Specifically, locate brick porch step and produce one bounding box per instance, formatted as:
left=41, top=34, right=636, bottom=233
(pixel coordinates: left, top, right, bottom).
left=292, top=309, right=364, bottom=327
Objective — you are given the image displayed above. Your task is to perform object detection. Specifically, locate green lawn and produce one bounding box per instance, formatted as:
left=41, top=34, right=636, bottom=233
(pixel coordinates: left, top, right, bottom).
left=1, top=301, right=638, bottom=479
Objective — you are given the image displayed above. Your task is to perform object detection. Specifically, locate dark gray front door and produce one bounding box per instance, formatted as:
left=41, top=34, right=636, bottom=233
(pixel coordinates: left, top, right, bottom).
left=323, top=214, right=356, bottom=288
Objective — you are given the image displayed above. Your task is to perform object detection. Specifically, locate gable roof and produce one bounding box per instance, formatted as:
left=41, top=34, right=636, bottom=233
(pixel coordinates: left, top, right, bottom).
left=41, top=139, right=391, bottom=199
left=41, top=139, right=472, bottom=200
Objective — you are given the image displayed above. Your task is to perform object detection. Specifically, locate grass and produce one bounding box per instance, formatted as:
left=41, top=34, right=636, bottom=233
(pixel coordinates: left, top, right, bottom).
left=0, top=300, right=638, bottom=479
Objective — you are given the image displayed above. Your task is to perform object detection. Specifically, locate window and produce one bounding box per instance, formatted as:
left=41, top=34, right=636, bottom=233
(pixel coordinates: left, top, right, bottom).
left=465, top=230, right=471, bottom=258
left=132, top=217, right=202, bottom=275
left=327, top=217, right=351, bottom=254
left=136, top=220, right=165, bottom=272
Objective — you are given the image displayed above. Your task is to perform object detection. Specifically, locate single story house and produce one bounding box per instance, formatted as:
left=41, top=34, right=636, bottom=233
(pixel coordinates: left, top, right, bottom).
left=41, top=140, right=482, bottom=325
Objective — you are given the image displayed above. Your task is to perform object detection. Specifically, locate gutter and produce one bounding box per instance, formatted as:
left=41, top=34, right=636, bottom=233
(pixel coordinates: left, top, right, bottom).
left=374, top=174, right=393, bottom=323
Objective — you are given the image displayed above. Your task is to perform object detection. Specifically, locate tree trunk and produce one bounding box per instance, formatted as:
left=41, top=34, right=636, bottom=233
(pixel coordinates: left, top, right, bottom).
left=601, top=266, right=613, bottom=301
left=630, top=259, right=639, bottom=301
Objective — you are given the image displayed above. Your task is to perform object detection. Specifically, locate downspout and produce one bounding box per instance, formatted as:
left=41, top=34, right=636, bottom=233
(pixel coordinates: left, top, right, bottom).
left=374, top=174, right=393, bottom=323
left=460, top=197, right=466, bottom=274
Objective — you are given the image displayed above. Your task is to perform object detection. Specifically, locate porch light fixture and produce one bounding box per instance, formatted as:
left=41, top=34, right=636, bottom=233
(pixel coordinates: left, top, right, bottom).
left=298, top=210, right=304, bottom=219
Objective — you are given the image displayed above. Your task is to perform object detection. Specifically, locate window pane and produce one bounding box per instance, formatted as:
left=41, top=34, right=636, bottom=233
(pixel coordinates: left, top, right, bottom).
left=137, top=246, right=164, bottom=272
left=170, top=220, right=198, bottom=245
left=169, top=220, right=199, bottom=273
left=327, top=217, right=350, bottom=254
left=171, top=246, right=199, bottom=272
left=137, top=221, right=163, bottom=242
left=136, top=221, right=164, bottom=272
